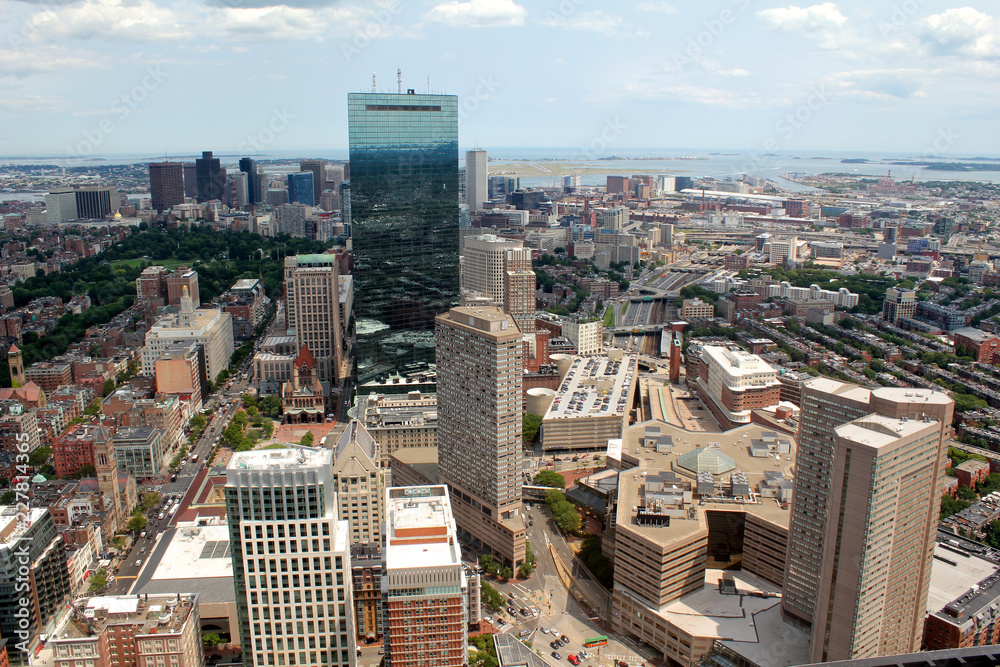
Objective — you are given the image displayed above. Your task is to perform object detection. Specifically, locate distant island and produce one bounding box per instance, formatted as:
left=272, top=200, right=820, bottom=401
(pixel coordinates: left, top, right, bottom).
left=889, top=161, right=1000, bottom=172
left=841, top=158, right=870, bottom=164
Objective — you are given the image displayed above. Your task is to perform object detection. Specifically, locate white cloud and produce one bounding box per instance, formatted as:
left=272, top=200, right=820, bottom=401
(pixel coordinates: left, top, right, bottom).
left=0, top=94, right=71, bottom=111
left=548, top=10, right=627, bottom=37
left=758, top=2, right=847, bottom=32
left=919, top=8, right=1000, bottom=59
left=23, top=0, right=401, bottom=43
left=828, top=69, right=927, bottom=101
left=0, top=47, right=101, bottom=76
left=636, top=1, right=676, bottom=14
left=424, top=0, right=527, bottom=29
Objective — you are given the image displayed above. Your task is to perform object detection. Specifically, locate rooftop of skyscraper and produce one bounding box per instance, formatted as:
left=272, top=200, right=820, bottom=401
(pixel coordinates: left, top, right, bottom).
left=836, top=414, right=941, bottom=449
left=228, top=445, right=329, bottom=470
left=0, top=506, right=47, bottom=545
left=385, top=486, right=460, bottom=570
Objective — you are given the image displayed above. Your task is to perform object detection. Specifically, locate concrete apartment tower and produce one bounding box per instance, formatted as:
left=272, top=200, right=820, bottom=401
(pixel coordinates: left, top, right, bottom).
left=465, top=149, right=488, bottom=211
left=461, top=234, right=535, bottom=334
left=783, top=378, right=954, bottom=663
left=382, top=485, right=470, bottom=667
left=436, top=306, right=526, bottom=567
left=225, top=446, right=355, bottom=667
left=284, top=254, right=345, bottom=385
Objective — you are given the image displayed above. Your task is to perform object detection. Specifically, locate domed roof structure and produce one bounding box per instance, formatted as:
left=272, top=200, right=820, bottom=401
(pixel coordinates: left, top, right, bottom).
left=676, top=447, right=736, bottom=475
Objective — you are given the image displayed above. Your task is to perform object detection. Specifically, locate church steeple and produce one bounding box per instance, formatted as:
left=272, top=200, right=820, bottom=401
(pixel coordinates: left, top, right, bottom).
left=7, top=344, right=24, bottom=387
left=93, top=424, right=122, bottom=527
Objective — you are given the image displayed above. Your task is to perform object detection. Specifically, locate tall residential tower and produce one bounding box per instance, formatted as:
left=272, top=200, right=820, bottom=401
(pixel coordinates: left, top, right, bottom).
left=465, top=149, right=488, bottom=211
left=435, top=306, right=525, bottom=566
left=284, top=254, right=345, bottom=386
left=783, top=378, right=953, bottom=663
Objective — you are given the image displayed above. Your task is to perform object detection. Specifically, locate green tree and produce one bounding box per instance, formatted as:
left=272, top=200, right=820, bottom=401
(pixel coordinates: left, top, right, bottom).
left=517, top=562, right=534, bottom=579
left=957, top=485, right=978, bottom=502
left=112, top=536, right=127, bottom=551
left=532, top=470, right=566, bottom=489
left=28, top=445, right=52, bottom=468
left=102, top=378, right=116, bottom=397
left=126, top=514, right=148, bottom=533
left=941, top=494, right=972, bottom=520
left=300, top=432, right=315, bottom=447
left=242, top=394, right=258, bottom=409
left=202, top=632, right=222, bottom=648
left=140, top=492, right=162, bottom=511
left=522, top=413, right=542, bottom=444
left=87, top=568, right=109, bottom=593
left=479, top=554, right=499, bottom=576
left=0, top=490, right=15, bottom=504
left=480, top=581, right=504, bottom=611
left=499, top=566, right=513, bottom=581
left=259, top=395, right=283, bottom=419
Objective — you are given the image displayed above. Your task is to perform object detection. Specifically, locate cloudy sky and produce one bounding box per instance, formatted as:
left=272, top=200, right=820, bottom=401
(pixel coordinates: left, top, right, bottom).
left=1, top=0, right=999, bottom=158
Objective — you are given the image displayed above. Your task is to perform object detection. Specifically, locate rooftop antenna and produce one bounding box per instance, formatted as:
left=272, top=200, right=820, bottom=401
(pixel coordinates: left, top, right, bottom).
left=372, top=72, right=376, bottom=93
left=427, top=74, right=431, bottom=93
left=397, top=68, right=402, bottom=94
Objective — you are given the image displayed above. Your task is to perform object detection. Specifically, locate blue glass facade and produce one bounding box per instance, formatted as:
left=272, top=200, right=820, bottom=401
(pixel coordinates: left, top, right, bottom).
left=348, top=92, right=459, bottom=382
left=287, top=171, right=315, bottom=205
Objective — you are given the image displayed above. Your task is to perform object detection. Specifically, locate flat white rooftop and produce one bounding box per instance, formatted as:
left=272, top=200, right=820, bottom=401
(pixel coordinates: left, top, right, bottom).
left=0, top=506, right=46, bottom=545
left=657, top=569, right=783, bottom=642
left=927, top=543, right=999, bottom=614
left=150, top=524, right=233, bottom=582
left=835, top=414, right=939, bottom=449
left=229, top=445, right=330, bottom=470
left=546, top=354, right=637, bottom=420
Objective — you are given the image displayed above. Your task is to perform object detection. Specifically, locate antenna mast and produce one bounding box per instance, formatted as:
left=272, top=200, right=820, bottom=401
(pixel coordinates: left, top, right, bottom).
left=397, top=68, right=402, bottom=94
left=372, top=72, right=376, bottom=93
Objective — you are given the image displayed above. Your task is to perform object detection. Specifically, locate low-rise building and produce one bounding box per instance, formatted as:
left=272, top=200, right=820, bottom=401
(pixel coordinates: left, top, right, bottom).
left=540, top=351, right=638, bottom=451
left=693, top=345, right=781, bottom=430
left=359, top=391, right=437, bottom=463
left=111, top=427, right=165, bottom=479
left=48, top=594, right=203, bottom=667
left=681, top=298, right=714, bottom=320
left=953, top=328, right=1000, bottom=364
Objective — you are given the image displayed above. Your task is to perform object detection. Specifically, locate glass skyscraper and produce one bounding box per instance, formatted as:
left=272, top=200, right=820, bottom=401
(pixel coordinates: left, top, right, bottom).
left=348, top=92, right=459, bottom=382
left=287, top=171, right=315, bottom=205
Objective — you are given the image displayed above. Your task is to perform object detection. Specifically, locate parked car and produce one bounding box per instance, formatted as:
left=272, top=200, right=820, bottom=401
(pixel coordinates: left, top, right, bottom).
left=551, top=653, right=561, bottom=660
left=568, top=655, right=581, bottom=666
left=560, top=635, right=569, bottom=644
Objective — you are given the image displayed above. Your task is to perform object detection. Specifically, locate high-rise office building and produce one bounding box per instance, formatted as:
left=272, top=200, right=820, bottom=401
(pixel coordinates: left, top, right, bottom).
left=225, top=446, right=355, bottom=667
left=301, top=160, right=326, bottom=205
left=148, top=161, right=185, bottom=212
left=436, top=306, right=525, bottom=566
left=195, top=151, right=224, bottom=203
left=284, top=254, right=344, bottom=385
left=883, top=287, right=916, bottom=324
left=331, top=421, right=385, bottom=544
left=461, top=234, right=535, bottom=334
left=230, top=170, right=249, bottom=208
left=183, top=163, right=197, bottom=198
left=783, top=378, right=953, bottom=663
left=465, top=149, right=488, bottom=211
left=382, top=485, right=470, bottom=667
left=348, top=91, right=459, bottom=382
left=45, top=186, right=121, bottom=222
left=287, top=172, right=315, bottom=206
left=239, top=157, right=259, bottom=205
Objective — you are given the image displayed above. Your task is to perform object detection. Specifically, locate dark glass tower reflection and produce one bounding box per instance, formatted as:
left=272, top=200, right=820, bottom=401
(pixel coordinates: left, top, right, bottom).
left=348, top=92, right=459, bottom=383
left=287, top=171, right=315, bottom=205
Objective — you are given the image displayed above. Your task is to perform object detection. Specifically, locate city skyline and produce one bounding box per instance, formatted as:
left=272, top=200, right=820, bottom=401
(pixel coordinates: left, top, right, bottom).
left=2, top=1, right=999, bottom=157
